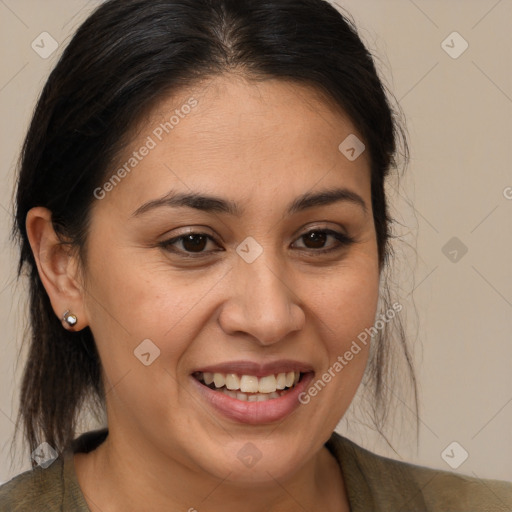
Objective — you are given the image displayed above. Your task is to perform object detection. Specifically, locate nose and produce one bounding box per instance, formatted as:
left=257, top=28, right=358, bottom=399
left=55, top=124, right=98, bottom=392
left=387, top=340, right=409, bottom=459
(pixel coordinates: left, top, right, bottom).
left=218, top=256, right=305, bottom=346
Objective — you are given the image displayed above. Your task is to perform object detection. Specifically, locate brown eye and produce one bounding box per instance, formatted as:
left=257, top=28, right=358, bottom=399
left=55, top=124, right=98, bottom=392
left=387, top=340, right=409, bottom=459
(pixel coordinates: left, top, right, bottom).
left=302, top=231, right=328, bottom=249
left=159, top=228, right=355, bottom=259
left=160, top=233, right=220, bottom=256
left=292, top=229, right=355, bottom=254
left=181, top=234, right=209, bottom=252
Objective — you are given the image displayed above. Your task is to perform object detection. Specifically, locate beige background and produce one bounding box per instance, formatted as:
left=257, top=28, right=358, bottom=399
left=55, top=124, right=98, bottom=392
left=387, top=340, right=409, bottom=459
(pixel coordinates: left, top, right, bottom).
left=0, top=0, right=511, bottom=484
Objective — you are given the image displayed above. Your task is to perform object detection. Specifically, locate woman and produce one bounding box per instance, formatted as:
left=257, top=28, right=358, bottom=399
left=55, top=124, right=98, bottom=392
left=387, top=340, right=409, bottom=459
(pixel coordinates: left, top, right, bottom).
left=1, top=0, right=511, bottom=510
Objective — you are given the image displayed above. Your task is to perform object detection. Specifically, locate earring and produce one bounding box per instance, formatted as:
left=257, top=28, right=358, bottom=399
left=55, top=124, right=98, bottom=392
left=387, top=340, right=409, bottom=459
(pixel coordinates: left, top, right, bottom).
left=62, top=310, right=78, bottom=328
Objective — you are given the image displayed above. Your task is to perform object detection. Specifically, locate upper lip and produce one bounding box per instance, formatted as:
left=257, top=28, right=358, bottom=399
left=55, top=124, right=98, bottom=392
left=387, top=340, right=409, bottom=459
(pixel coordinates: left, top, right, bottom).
left=192, top=359, right=314, bottom=378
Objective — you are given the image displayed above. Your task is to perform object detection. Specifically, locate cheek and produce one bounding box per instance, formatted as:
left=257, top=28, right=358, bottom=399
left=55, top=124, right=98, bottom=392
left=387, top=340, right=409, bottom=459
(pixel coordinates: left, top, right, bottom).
left=83, top=242, right=225, bottom=383
left=82, top=254, right=206, bottom=429
left=310, top=256, right=380, bottom=343
left=307, top=257, right=380, bottom=399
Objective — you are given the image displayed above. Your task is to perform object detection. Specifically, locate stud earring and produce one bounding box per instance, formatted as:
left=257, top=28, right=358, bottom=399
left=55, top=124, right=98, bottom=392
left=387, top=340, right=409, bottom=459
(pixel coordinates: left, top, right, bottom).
left=62, top=310, right=78, bottom=328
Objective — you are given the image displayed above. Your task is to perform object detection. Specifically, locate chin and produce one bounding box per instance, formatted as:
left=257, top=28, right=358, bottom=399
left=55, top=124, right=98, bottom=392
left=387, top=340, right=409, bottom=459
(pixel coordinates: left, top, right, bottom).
left=194, top=440, right=307, bottom=485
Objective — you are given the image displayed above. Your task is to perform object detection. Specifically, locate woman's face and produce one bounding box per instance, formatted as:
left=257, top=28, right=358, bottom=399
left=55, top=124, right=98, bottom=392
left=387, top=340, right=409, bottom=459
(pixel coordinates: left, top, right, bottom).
left=81, top=75, right=380, bottom=482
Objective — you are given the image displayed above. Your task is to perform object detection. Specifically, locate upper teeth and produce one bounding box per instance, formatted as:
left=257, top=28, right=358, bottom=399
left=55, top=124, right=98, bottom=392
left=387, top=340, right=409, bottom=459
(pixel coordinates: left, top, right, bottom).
left=201, top=371, right=300, bottom=393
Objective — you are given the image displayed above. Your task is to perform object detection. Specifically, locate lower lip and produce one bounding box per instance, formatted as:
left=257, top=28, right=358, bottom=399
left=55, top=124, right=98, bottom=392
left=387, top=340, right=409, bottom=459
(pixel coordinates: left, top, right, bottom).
left=191, top=373, right=315, bottom=425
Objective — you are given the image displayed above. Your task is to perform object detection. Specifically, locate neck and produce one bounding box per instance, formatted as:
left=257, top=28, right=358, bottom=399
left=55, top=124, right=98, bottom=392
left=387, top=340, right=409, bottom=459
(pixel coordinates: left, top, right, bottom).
left=74, top=429, right=350, bottom=512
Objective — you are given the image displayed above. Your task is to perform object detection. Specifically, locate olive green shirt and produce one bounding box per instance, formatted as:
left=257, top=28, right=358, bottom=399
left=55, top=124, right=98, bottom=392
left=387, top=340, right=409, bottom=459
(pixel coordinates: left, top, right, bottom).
left=1, top=429, right=511, bottom=510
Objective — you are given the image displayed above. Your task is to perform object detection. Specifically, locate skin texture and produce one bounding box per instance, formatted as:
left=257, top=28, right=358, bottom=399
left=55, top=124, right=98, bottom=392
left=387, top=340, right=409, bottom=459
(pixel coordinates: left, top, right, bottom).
left=26, top=75, right=380, bottom=511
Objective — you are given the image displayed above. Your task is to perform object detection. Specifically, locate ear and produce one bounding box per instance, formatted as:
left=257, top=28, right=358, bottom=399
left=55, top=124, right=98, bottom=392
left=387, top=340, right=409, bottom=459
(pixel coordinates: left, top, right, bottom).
left=25, top=207, right=88, bottom=331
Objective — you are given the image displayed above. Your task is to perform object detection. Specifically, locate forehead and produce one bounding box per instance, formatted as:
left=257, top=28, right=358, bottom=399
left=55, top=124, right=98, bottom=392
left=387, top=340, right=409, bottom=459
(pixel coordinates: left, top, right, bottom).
left=100, top=75, right=371, bottom=214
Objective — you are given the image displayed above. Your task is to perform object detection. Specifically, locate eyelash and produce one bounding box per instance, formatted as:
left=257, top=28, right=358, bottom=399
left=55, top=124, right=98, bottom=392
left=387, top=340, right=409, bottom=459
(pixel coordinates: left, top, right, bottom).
left=158, top=229, right=355, bottom=258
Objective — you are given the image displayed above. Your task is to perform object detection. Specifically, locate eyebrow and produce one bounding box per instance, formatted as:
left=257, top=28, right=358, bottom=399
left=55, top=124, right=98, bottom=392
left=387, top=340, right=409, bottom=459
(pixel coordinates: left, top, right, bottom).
left=131, top=187, right=368, bottom=218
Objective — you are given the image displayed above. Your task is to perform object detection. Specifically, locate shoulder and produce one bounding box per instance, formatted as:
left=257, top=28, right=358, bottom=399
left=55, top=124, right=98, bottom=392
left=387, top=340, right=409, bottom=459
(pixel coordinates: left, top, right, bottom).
left=327, top=432, right=512, bottom=511
left=374, top=450, right=512, bottom=511
left=0, top=457, right=65, bottom=511
left=0, top=429, right=106, bottom=512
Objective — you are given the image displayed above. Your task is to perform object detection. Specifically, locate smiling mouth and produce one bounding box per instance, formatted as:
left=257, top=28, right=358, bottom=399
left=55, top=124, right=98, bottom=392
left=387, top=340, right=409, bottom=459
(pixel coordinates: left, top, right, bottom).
left=193, top=371, right=305, bottom=402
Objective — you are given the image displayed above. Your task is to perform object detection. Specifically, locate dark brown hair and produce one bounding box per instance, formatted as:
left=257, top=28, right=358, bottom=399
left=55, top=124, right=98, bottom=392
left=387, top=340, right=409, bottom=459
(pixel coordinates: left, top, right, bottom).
left=13, top=0, right=415, bottom=458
